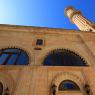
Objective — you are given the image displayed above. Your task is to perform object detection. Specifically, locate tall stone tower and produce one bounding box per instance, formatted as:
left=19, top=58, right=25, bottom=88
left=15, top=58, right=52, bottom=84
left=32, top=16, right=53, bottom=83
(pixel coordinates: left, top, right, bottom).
left=65, top=6, right=95, bottom=32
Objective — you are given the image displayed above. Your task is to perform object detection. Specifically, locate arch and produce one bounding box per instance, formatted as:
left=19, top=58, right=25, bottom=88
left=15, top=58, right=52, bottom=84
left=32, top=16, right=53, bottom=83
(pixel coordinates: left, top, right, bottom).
left=0, top=47, right=29, bottom=65
left=51, top=72, right=85, bottom=92
left=58, top=80, right=80, bottom=91
left=43, top=49, right=88, bottom=66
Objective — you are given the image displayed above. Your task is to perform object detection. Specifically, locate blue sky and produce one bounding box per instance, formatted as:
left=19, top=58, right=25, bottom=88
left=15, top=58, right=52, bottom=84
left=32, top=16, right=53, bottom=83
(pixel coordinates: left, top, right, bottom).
left=0, top=0, right=95, bottom=30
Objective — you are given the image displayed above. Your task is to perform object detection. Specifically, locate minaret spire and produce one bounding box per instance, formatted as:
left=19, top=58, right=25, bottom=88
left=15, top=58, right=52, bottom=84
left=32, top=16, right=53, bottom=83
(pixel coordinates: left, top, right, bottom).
left=65, top=6, right=95, bottom=32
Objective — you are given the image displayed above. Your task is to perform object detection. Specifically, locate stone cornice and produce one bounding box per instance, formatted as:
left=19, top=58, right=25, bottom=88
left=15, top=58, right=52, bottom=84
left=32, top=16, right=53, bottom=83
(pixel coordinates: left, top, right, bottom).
left=0, top=24, right=94, bottom=35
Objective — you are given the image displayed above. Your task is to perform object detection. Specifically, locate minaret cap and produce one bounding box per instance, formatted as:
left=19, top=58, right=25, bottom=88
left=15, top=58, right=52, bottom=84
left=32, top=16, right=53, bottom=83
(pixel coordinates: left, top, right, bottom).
left=64, top=6, right=74, bottom=16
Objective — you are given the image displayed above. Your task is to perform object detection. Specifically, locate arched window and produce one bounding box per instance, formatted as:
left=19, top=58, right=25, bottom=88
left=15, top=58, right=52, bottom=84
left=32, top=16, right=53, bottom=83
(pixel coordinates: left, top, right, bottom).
left=0, top=48, right=29, bottom=65
left=58, top=80, right=80, bottom=91
left=43, top=49, right=87, bottom=66
left=0, top=82, right=3, bottom=95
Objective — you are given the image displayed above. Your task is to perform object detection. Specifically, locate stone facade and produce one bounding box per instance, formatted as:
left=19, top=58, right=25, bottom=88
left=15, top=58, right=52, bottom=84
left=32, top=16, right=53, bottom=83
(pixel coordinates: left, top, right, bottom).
left=0, top=24, right=95, bottom=95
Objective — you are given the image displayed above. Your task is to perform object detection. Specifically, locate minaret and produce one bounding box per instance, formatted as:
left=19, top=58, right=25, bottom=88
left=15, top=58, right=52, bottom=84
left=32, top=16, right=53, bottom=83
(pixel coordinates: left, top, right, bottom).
left=65, top=6, right=95, bottom=32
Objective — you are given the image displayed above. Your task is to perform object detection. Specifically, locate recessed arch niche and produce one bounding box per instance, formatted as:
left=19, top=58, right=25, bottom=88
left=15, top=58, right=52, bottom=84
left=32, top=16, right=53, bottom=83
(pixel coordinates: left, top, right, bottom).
left=51, top=72, right=85, bottom=95
left=43, top=49, right=88, bottom=66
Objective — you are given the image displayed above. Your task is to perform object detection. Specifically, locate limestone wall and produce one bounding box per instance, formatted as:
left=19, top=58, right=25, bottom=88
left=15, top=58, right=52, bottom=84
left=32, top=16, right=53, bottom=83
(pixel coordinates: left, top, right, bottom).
left=0, top=66, right=94, bottom=95
left=0, top=25, right=95, bottom=95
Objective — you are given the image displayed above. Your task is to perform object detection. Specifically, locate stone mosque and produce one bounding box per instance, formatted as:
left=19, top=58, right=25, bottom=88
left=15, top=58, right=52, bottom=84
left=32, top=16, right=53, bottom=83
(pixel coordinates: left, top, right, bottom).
left=0, top=6, right=95, bottom=95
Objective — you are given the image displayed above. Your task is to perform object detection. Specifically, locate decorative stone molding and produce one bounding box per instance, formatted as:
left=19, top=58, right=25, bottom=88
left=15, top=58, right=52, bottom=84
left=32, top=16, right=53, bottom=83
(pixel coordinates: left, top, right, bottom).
left=0, top=71, right=15, bottom=95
